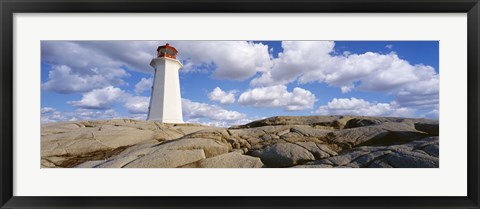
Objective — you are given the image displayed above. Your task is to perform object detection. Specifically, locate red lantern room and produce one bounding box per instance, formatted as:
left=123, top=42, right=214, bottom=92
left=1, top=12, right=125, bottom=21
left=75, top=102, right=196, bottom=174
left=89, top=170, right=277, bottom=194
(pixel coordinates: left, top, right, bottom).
left=156, top=43, right=178, bottom=59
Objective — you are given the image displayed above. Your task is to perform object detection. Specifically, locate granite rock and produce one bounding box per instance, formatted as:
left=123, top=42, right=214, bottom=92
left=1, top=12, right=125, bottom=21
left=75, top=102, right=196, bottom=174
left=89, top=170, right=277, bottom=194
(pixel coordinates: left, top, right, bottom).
left=41, top=116, right=439, bottom=168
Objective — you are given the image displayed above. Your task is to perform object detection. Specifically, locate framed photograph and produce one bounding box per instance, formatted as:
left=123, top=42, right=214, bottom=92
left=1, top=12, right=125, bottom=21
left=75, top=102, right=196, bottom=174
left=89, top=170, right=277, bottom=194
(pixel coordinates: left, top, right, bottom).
left=1, top=0, right=479, bottom=208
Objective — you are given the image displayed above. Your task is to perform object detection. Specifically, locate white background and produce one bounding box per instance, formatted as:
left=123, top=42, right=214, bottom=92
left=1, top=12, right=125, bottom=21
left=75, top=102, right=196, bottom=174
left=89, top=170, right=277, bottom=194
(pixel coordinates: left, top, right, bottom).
left=13, top=13, right=467, bottom=196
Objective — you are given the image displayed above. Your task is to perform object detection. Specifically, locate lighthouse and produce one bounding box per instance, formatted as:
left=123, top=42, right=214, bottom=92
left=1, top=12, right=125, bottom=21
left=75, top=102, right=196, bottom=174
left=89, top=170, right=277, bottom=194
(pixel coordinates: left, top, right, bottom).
left=147, top=43, right=183, bottom=123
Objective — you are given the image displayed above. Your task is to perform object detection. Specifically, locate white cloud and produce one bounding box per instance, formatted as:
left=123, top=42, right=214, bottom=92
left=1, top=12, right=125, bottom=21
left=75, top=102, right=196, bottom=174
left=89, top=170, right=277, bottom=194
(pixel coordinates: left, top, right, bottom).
left=182, top=99, right=247, bottom=122
left=42, top=41, right=159, bottom=74
left=41, top=41, right=158, bottom=94
left=185, top=118, right=253, bottom=128
left=340, top=84, right=354, bottom=93
left=65, top=95, right=250, bottom=126
left=65, top=85, right=249, bottom=125
left=66, top=85, right=151, bottom=114
left=354, top=58, right=425, bottom=92
left=172, top=41, right=273, bottom=80
left=208, top=87, right=236, bottom=104
left=42, top=41, right=438, bottom=123
left=42, top=41, right=273, bottom=95
left=251, top=41, right=335, bottom=86
left=250, top=41, right=438, bottom=111
left=73, top=109, right=119, bottom=119
left=421, top=109, right=439, bottom=119
left=41, top=107, right=56, bottom=114
left=67, top=86, right=127, bottom=109
left=42, top=65, right=129, bottom=94
left=41, top=107, right=66, bottom=123
left=385, top=44, right=393, bottom=49
left=124, top=96, right=150, bottom=114
left=238, top=85, right=316, bottom=111
left=298, top=51, right=419, bottom=92
left=315, top=97, right=415, bottom=117
left=41, top=108, right=121, bottom=124
left=70, top=89, right=250, bottom=125
left=394, top=65, right=439, bottom=108
left=42, top=41, right=438, bottom=110
left=134, top=77, right=153, bottom=95
left=128, top=114, right=148, bottom=120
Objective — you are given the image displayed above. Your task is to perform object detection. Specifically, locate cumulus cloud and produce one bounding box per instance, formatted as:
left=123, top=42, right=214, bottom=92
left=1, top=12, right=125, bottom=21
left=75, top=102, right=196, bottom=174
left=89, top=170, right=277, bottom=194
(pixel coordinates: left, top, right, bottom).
left=340, top=84, right=355, bottom=93
left=128, top=114, right=148, bottom=121
left=41, top=107, right=56, bottom=114
left=42, top=41, right=273, bottom=95
left=393, top=65, right=439, bottom=109
left=66, top=85, right=151, bottom=114
left=172, top=41, right=273, bottom=80
left=315, top=97, right=415, bottom=117
left=135, top=77, right=153, bottom=95
left=42, top=65, right=129, bottom=94
left=250, top=41, right=438, bottom=112
left=43, top=97, right=252, bottom=126
left=43, top=88, right=149, bottom=123
left=67, top=86, right=127, bottom=109
left=256, top=45, right=422, bottom=93
left=238, top=85, right=316, bottom=111
left=182, top=99, right=247, bottom=122
left=42, top=41, right=158, bottom=74
left=208, top=87, right=236, bottom=104
left=123, top=95, right=251, bottom=126
left=43, top=40, right=272, bottom=80
left=66, top=85, right=250, bottom=126
left=250, top=41, right=335, bottom=86
left=421, top=109, right=439, bottom=119
left=41, top=41, right=159, bottom=94
left=42, top=41, right=438, bottom=123
left=41, top=108, right=121, bottom=124
left=124, top=96, right=150, bottom=114
left=185, top=118, right=253, bottom=128
left=41, top=108, right=66, bottom=123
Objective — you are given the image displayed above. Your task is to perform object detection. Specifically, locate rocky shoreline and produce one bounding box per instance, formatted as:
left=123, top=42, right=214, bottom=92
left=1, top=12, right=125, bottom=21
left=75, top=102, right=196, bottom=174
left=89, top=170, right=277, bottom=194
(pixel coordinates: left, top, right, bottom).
left=41, top=116, right=439, bottom=168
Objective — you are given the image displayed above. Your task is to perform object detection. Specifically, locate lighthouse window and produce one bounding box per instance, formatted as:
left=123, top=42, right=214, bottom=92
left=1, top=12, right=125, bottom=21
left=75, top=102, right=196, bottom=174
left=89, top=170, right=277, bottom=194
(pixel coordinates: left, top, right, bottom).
left=159, top=48, right=166, bottom=54
left=166, top=48, right=175, bottom=55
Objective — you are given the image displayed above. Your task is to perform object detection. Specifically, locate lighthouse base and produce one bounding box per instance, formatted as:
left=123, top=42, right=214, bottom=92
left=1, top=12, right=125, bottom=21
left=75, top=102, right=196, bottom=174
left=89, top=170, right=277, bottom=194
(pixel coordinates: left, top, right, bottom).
left=147, top=118, right=184, bottom=124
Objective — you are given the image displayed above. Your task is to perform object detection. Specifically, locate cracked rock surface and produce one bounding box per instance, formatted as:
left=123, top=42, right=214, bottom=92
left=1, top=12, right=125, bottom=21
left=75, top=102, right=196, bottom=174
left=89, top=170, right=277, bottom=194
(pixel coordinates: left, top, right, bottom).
left=41, top=116, right=439, bottom=168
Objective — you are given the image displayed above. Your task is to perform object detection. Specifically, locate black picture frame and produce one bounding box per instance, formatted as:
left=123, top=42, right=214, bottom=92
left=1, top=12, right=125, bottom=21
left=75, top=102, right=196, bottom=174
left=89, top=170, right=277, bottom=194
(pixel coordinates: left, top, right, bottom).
left=1, top=0, right=479, bottom=208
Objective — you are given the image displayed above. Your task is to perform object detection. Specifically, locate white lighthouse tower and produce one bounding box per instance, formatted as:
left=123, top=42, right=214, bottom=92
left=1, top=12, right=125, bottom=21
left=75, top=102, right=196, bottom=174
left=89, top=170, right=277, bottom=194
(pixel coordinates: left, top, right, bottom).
left=147, top=43, right=183, bottom=123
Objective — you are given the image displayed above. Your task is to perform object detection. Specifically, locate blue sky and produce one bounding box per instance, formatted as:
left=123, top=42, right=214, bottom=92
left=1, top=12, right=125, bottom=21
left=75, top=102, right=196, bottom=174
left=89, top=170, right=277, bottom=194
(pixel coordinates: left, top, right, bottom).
left=41, top=41, right=439, bottom=126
